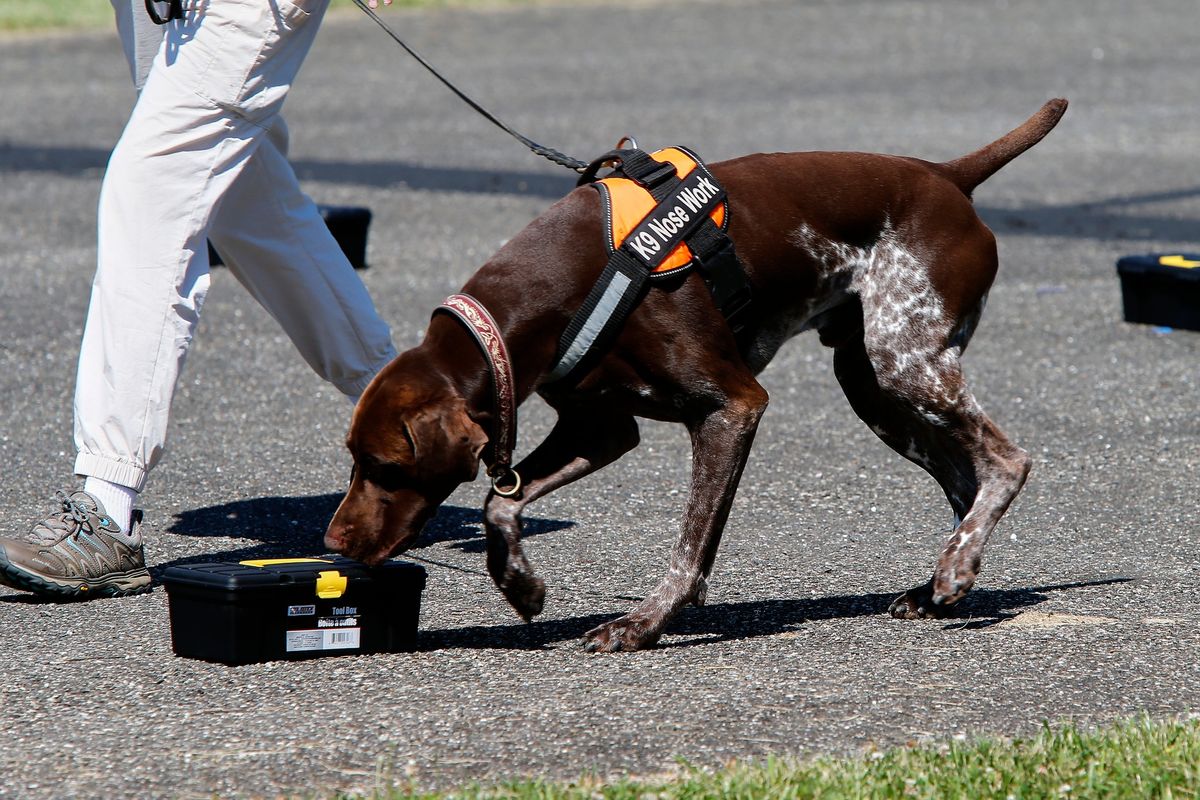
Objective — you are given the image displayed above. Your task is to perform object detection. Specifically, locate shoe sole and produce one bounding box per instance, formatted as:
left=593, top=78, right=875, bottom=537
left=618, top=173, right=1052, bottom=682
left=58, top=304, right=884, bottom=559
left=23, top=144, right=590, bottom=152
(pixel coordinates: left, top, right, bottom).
left=0, top=551, right=151, bottom=600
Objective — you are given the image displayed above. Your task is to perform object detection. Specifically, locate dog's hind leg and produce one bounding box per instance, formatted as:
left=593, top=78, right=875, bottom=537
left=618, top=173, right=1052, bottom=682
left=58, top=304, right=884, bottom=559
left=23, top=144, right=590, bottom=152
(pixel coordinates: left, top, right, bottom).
left=832, top=322, right=1030, bottom=620
left=583, top=374, right=770, bottom=652
left=484, top=408, right=640, bottom=621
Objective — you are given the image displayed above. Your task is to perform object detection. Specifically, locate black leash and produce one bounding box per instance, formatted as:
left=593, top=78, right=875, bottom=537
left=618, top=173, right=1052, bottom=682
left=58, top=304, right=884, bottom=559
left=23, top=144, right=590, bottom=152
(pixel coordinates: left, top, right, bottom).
left=350, top=0, right=589, bottom=173
left=143, top=0, right=590, bottom=172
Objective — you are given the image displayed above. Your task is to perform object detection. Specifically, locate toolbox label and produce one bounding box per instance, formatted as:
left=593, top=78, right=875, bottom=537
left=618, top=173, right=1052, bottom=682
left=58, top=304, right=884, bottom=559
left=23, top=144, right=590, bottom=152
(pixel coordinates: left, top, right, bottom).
left=286, top=627, right=362, bottom=652
left=287, top=604, right=317, bottom=617
left=324, top=629, right=361, bottom=649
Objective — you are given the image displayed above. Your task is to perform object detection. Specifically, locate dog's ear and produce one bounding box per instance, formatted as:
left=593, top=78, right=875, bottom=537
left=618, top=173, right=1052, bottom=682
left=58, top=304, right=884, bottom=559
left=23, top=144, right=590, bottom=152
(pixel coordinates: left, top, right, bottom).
left=403, top=400, right=489, bottom=483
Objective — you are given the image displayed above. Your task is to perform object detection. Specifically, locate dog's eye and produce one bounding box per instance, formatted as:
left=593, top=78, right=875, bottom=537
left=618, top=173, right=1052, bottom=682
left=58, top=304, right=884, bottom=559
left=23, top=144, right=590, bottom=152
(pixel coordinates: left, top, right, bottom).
left=361, top=459, right=407, bottom=492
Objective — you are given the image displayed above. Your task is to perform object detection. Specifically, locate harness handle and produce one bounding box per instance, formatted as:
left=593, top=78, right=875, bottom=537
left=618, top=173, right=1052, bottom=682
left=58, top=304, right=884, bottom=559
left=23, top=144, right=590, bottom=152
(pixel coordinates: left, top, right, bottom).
left=576, top=145, right=679, bottom=189
left=576, top=149, right=631, bottom=186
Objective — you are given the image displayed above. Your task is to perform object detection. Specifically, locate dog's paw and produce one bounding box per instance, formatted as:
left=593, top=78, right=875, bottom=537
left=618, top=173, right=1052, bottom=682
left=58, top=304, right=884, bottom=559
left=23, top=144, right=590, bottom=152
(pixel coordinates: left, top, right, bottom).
left=502, top=570, right=545, bottom=622
left=582, top=615, right=661, bottom=653
left=888, top=583, right=951, bottom=620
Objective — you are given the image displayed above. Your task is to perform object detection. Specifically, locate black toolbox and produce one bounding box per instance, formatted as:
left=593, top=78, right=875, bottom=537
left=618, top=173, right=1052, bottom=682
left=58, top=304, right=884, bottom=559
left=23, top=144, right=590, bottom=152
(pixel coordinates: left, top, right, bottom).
left=161, top=557, right=425, bottom=665
left=208, top=204, right=373, bottom=270
left=1116, top=253, right=1200, bottom=331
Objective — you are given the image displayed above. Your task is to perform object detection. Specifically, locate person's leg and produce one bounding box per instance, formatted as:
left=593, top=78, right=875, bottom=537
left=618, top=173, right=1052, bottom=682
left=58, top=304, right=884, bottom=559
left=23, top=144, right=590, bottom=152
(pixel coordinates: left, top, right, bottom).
left=1, top=0, right=335, bottom=598
left=111, top=0, right=162, bottom=92
left=61, top=1, right=162, bottom=556
left=74, top=0, right=334, bottom=496
left=115, top=0, right=395, bottom=402
left=209, top=118, right=396, bottom=399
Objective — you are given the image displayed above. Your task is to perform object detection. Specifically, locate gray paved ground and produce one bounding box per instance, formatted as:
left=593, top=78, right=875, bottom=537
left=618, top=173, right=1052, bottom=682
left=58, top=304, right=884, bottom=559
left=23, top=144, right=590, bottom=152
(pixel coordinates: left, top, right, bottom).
left=2, top=0, right=1199, bottom=797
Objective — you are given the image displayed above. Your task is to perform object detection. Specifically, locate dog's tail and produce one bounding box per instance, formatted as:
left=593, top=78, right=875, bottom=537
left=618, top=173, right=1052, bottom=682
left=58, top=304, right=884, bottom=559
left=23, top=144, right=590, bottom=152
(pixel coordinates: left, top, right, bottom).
left=939, top=99, right=1068, bottom=197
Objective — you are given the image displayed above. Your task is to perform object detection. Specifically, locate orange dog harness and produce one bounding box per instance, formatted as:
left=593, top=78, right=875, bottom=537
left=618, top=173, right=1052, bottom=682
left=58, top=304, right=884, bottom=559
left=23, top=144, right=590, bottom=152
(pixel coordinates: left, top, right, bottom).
left=546, top=146, right=752, bottom=386
left=595, top=147, right=729, bottom=278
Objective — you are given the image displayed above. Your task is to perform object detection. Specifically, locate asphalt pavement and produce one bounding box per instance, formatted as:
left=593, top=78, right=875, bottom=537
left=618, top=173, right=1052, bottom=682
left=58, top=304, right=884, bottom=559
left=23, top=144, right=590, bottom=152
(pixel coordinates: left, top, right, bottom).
left=1, top=1, right=1198, bottom=797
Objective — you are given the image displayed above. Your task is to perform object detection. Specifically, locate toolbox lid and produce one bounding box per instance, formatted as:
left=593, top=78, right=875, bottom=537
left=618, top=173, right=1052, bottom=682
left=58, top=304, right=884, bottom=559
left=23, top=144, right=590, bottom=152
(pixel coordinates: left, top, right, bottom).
left=1117, top=253, right=1200, bottom=281
left=161, top=556, right=426, bottom=595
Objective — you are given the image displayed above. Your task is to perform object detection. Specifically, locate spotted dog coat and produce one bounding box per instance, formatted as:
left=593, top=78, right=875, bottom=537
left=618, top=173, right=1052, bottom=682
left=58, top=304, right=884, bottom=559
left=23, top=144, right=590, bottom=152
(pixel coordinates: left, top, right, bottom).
left=326, top=100, right=1067, bottom=651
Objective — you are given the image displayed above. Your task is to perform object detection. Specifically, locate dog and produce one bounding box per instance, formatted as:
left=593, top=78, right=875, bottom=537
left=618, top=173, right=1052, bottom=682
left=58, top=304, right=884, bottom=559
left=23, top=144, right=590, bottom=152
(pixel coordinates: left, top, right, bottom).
left=325, top=99, right=1066, bottom=652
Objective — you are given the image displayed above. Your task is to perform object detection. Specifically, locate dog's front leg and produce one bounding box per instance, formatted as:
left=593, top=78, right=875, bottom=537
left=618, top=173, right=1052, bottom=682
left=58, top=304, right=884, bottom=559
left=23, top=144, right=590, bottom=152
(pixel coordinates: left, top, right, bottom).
left=485, top=409, right=640, bottom=621
left=584, top=380, right=769, bottom=652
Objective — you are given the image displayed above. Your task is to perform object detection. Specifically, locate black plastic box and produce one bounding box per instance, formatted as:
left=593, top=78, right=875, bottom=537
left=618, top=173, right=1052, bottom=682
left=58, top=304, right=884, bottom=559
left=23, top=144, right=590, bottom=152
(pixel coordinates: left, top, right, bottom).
left=208, top=204, right=373, bottom=270
left=161, top=557, right=425, bottom=665
left=1117, top=253, right=1200, bottom=331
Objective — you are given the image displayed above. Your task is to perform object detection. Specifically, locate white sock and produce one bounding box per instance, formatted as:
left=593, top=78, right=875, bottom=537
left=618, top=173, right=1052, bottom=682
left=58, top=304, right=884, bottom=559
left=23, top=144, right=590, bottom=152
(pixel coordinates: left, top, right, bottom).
left=82, top=477, right=138, bottom=535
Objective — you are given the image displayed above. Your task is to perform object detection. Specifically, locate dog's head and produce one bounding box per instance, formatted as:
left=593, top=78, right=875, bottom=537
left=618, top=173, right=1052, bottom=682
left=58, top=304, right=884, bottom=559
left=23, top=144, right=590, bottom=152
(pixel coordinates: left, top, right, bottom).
left=324, top=364, right=488, bottom=565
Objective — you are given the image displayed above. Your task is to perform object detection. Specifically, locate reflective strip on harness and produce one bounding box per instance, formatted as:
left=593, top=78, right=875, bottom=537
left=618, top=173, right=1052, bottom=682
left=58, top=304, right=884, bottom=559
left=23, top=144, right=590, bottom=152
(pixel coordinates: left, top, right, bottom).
left=545, top=270, right=634, bottom=383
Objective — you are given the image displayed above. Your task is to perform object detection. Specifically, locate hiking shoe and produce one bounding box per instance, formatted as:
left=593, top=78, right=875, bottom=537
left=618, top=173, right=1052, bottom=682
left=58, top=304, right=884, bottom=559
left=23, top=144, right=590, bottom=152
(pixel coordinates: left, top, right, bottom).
left=0, top=490, right=151, bottom=599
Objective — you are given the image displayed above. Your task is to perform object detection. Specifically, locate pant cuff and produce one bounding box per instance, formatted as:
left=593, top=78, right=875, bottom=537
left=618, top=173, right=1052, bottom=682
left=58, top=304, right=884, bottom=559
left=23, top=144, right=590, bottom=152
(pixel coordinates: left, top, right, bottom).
left=74, top=453, right=147, bottom=493
left=333, top=351, right=396, bottom=398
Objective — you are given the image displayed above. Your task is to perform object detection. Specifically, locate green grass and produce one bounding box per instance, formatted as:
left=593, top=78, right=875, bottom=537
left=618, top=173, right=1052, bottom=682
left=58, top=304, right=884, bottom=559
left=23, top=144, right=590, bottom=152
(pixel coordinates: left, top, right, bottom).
left=0, top=0, right=531, bottom=33
left=348, top=717, right=1199, bottom=800
left=0, top=0, right=114, bottom=32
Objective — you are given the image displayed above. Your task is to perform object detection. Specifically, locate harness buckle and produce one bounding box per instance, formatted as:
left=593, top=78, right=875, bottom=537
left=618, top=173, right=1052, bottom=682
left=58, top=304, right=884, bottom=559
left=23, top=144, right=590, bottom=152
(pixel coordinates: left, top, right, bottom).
left=720, top=288, right=754, bottom=336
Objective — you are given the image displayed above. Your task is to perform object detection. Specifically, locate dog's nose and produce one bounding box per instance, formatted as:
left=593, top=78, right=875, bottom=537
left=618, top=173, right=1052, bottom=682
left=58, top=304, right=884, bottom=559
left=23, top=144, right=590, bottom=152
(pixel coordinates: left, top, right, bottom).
left=323, top=526, right=345, bottom=553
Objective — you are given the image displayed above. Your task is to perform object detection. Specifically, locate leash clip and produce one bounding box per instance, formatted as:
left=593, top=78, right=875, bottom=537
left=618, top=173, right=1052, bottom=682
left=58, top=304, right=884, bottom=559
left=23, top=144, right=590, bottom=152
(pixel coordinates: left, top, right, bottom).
left=145, top=0, right=184, bottom=24
left=489, top=465, right=523, bottom=498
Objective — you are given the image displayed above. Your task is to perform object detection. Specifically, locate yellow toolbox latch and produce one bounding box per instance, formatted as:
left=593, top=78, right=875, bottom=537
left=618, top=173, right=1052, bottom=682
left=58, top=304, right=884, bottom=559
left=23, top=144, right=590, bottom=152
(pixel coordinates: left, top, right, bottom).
left=316, top=570, right=348, bottom=599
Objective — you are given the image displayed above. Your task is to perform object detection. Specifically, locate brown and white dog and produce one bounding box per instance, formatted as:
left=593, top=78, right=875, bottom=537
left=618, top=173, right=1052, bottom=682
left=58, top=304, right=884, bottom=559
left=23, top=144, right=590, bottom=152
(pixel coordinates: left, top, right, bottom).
left=325, top=99, right=1066, bottom=651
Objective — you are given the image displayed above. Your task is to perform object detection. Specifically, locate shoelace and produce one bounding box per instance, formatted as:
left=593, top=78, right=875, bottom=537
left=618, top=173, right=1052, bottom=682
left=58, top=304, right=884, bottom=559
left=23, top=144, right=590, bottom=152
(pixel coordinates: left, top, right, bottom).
left=29, top=491, right=99, bottom=546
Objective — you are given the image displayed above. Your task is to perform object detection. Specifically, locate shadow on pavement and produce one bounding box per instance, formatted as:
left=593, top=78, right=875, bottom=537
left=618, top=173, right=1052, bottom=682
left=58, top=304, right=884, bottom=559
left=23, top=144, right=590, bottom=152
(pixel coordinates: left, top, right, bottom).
left=4, top=143, right=1195, bottom=242
left=0, top=491, right=1133, bottom=649
left=935, top=577, right=1136, bottom=630
left=978, top=192, right=1200, bottom=243
left=144, top=493, right=571, bottom=579
left=417, top=577, right=1134, bottom=651
left=0, top=143, right=574, bottom=198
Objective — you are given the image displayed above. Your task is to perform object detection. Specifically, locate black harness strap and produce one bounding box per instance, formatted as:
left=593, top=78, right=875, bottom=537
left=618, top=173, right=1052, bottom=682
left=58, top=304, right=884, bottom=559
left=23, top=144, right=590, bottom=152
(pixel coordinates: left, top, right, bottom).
left=687, top=219, right=753, bottom=337
left=547, top=147, right=753, bottom=387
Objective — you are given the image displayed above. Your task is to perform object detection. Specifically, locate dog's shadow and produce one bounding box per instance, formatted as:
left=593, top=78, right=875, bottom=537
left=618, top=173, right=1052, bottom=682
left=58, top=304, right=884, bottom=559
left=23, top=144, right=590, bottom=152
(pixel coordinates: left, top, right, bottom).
left=0, top=494, right=557, bottom=605
left=0, top=496, right=1135, bottom=650
left=144, top=493, right=571, bottom=579
left=419, top=578, right=1134, bottom=651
